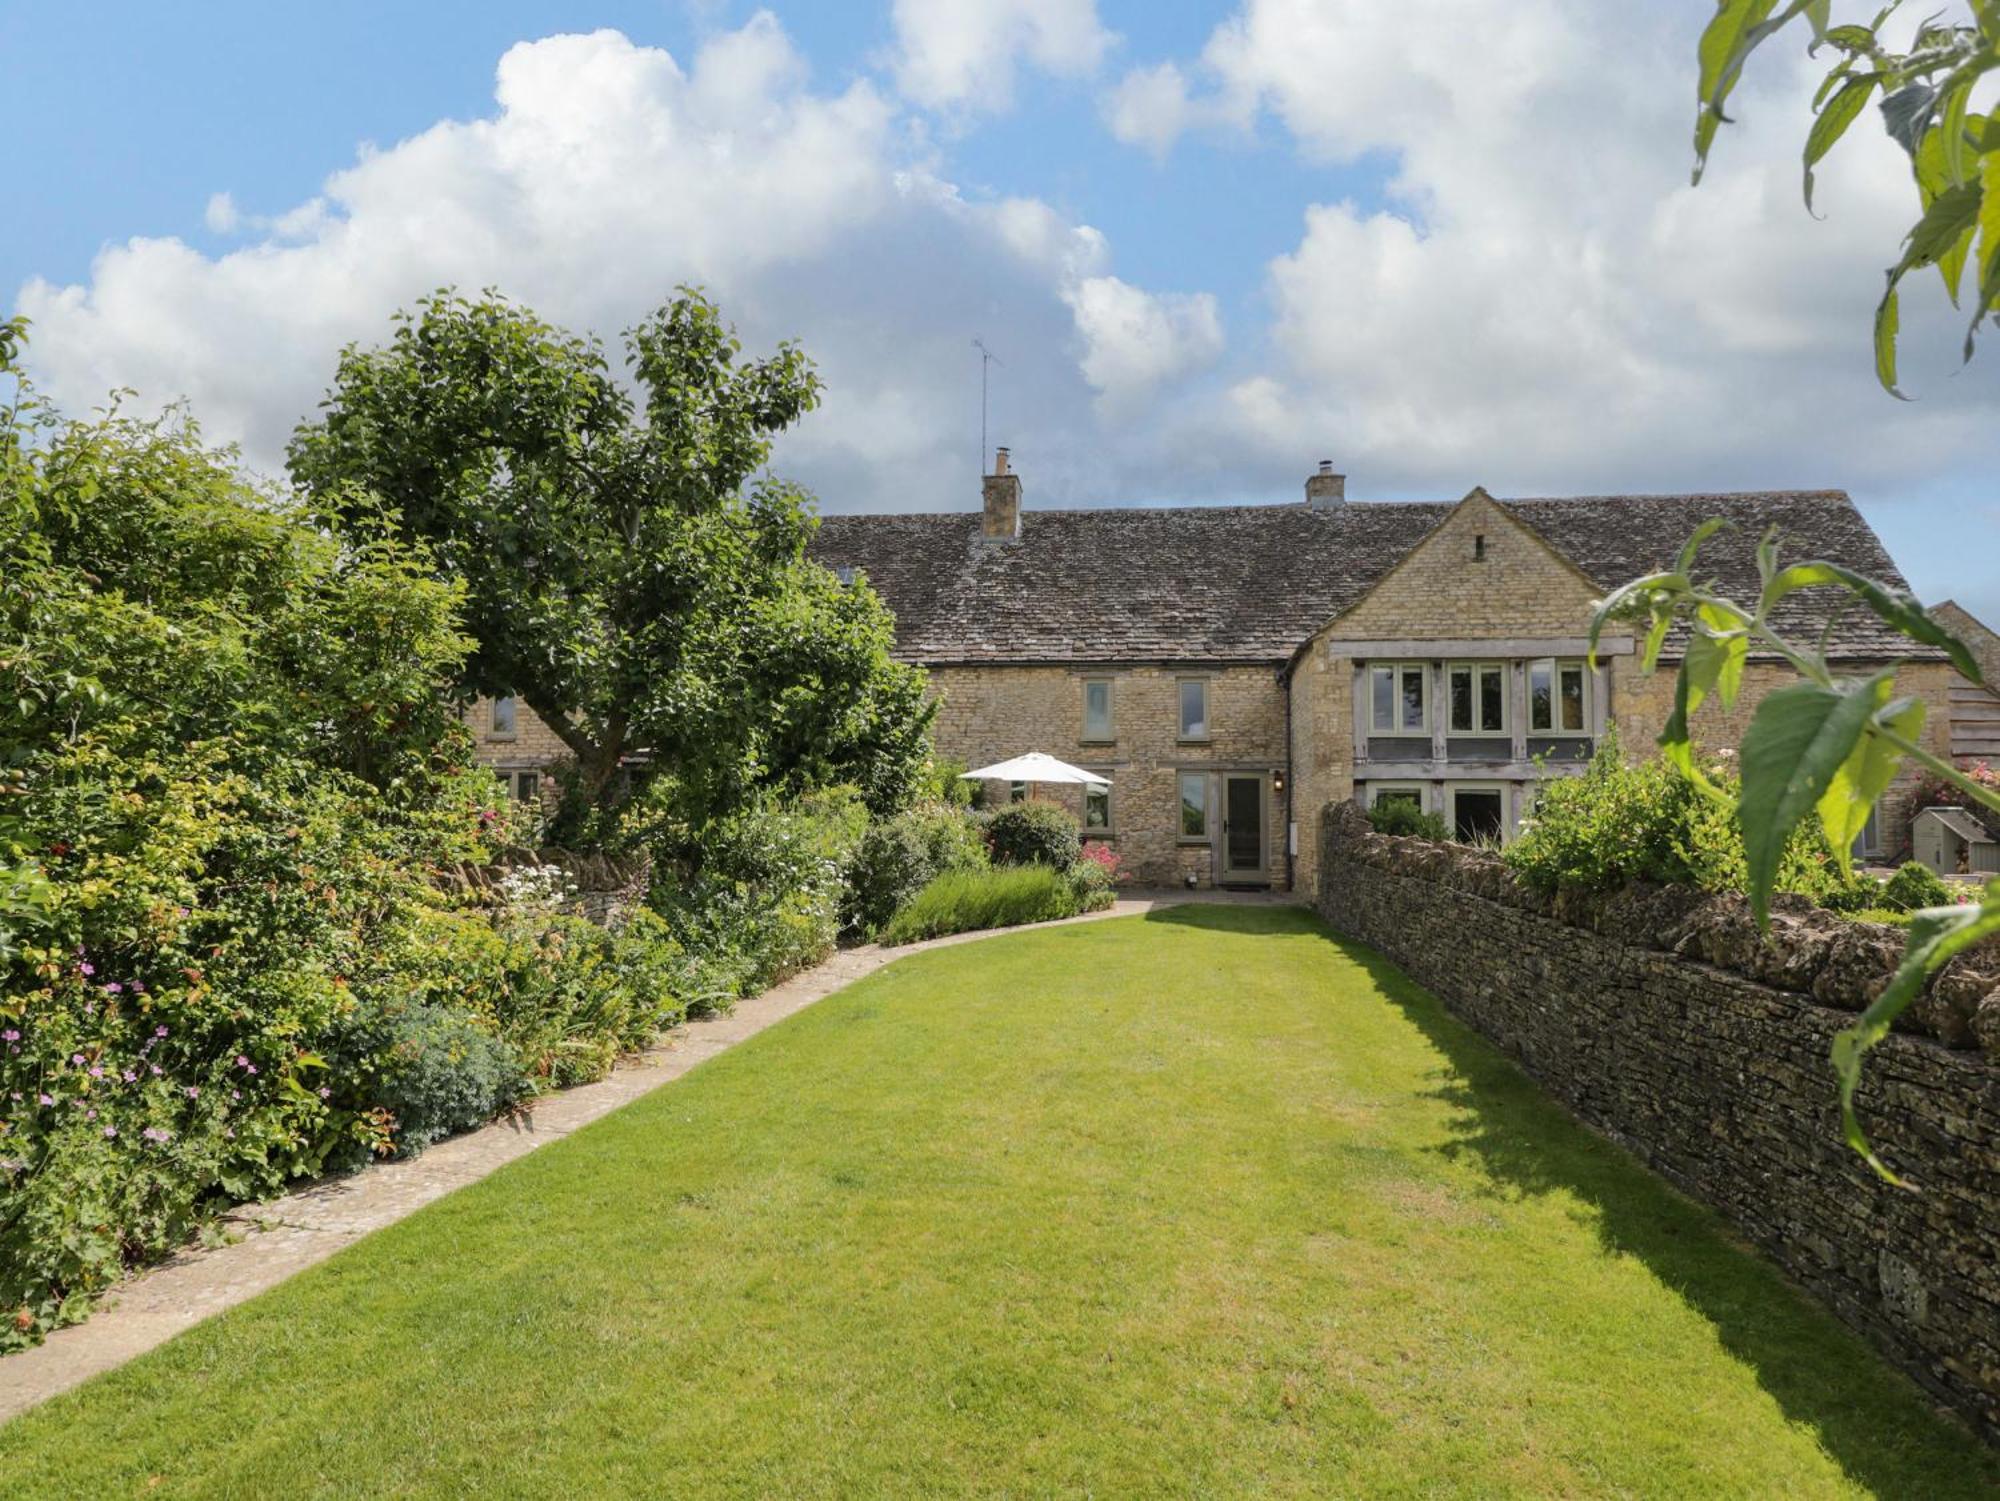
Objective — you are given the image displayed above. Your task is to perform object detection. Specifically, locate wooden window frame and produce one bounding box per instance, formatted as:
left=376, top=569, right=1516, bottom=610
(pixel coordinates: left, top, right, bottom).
left=1081, top=676, right=1116, bottom=744
left=1368, top=662, right=1430, bottom=735
left=1177, top=770, right=1210, bottom=843
left=1528, top=658, right=1590, bottom=734
left=1082, top=775, right=1114, bottom=838
left=1368, top=781, right=1428, bottom=813
left=1445, top=661, right=1507, bottom=736
left=1177, top=676, right=1212, bottom=744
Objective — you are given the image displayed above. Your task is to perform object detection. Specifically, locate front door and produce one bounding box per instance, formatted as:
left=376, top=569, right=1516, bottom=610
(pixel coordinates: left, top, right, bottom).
left=1222, top=774, right=1266, bottom=882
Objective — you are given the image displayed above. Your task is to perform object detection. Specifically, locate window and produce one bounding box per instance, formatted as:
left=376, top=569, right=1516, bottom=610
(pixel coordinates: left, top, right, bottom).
left=1009, top=781, right=1028, bottom=804
left=1447, top=662, right=1506, bottom=734
left=489, top=696, right=518, bottom=738
left=1528, top=660, right=1588, bottom=733
left=1178, top=678, right=1210, bottom=741
left=1082, top=678, right=1114, bottom=742
left=1370, top=783, right=1425, bottom=813
left=1368, top=663, right=1428, bottom=734
left=1084, top=781, right=1111, bottom=833
left=1449, top=784, right=1508, bottom=845
left=1178, top=771, right=1208, bottom=840
left=1853, top=805, right=1883, bottom=860
left=512, top=770, right=539, bottom=803
left=834, top=564, right=857, bottom=585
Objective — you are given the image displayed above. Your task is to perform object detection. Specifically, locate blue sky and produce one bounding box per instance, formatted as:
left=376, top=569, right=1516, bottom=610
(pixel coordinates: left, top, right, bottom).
left=5, top=1, right=1996, bottom=620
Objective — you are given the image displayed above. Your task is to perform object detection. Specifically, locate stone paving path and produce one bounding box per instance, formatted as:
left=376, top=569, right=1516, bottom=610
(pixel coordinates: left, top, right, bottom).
left=0, top=890, right=1293, bottom=1424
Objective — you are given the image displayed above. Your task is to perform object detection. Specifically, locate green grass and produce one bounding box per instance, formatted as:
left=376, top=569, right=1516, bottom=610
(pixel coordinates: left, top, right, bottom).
left=7, top=906, right=1994, bottom=1497
left=879, top=862, right=1080, bottom=943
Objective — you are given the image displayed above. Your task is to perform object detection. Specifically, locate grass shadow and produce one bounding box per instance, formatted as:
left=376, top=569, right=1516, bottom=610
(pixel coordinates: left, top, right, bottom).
left=1142, top=902, right=2000, bottom=1492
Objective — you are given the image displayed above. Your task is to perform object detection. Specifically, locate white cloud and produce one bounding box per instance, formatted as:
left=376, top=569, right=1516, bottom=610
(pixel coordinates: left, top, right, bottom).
left=1064, top=275, right=1223, bottom=412
left=1123, top=0, right=2000, bottom=502
left=203, top=192, right=239, bottom=235
left=16, top=19, right=1219, bottom=511
left=889, top=0, right=1113, bottom=114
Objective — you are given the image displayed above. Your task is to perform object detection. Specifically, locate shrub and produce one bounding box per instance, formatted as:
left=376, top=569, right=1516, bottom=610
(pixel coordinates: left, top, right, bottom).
left=1880, top=860, right=1956, bottom=913
left=881, top=866, right=1081, bottom=945
left=649, top=787, right=868, bottom=994
left=984, top=801, right=1083, bottom=871
left=844, top=803, right=989, bottom=938
left=324, top=998, right=523, bottom=1166
left=1506, top=737, right=1859, bottom=903
left=1368, top=801, right=1451, bottom=841
left=1066, top=856, right=1118, bottom=912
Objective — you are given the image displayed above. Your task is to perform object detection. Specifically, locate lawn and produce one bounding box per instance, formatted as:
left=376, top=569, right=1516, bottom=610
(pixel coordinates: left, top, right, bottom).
left=7, top=906, right=1995, bottom=1497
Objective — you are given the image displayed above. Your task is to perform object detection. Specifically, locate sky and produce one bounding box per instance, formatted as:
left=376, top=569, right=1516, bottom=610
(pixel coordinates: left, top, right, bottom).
left=5, top=0, right=1997, bottom=621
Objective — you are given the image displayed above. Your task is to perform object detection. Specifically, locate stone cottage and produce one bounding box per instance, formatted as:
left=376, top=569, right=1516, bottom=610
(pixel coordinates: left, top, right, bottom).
left=804, top=452, right=1959, bottom=892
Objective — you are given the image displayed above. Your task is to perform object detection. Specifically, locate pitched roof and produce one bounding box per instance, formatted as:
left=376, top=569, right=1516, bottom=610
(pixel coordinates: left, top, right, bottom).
left=809, top=489, right=1928, bottom=666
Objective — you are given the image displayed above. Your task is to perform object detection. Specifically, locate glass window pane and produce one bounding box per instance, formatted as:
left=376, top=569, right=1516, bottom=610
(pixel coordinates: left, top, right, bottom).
left=1179, top=772, right=1207, bottom=837
left=1371, top=667, right=1394, bottom=730
left=1480, top=666, right=1505, bottom=732
left=515, top=771, right=538, bottom=802
left=1453, top=789, right=1506, bottom=844
left=1180, top=679, right=1208, bottom=739
left=1373, top=788, right=1421, bottom=811
left=1009, top=781, right=1027, bottom=804
left=1559, top=665, right=1585, bottom=731
left=491, top=696, right=517, bottom=736
left=1400, top=666, right=1425, bottom=732
left=1085, top=786, right=1110, bottom=829
left=1449, top=667, right=1471, bottom=732
left=1529, top=661, right=1552, bottom=731
left=1084, top=680, right=1111, bottom=739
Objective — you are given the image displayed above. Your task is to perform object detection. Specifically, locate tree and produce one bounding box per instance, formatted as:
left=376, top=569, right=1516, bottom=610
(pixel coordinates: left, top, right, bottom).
left=1693, top=2, right=2000, bottom=394
left=287, top=291, right=934, bottom=842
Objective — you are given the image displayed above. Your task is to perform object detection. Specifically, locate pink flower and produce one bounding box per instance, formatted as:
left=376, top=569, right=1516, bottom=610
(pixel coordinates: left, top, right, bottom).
left=88, top=1066, right=104, bottom=1079
left=103, top=982, right=122, bottom=995
left=142, top=1127, right=170, bottom=1143
left=186, top=1086, right=200, bottom=1099
left=78, top=962, right=94, bottom=977
left=102, top=1125, right=117, bottom=1138
left=150, top=1064, right=163, bottom=1076
left=1, top=1030, right=17, bottom=1042
left=153, top=1025, right=167, bottom=1037
left=36, top=1094, right=52, bottom=1107
left=121, top=1070, right=136, bottom=1084
left=70, top=1053, right=85, bottom=1066
left=317, top=1086, right=332, bottom=1100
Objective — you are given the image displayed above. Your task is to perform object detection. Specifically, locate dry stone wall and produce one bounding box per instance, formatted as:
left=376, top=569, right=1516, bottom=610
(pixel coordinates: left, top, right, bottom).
left=1315, top=801, right=2000, bottom=1440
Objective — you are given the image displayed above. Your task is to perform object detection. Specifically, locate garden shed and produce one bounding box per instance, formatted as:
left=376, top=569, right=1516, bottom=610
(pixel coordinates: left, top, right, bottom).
left=1911, top=805, right=2000, bottom=877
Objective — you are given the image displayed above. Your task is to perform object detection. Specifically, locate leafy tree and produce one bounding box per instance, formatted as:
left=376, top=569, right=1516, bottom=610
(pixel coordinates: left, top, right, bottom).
left=1693, top=2, right=2000, bottom=393
left=1592, top=526, right=1998, bottom=1179
left=288, top=291, right=933, bottom=843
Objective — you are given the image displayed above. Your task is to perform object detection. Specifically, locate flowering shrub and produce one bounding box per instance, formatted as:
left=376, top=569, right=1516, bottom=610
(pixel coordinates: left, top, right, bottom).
left=843, top=803, right=989, bottom=938
left=1908, top=762, right=2000, bottom=839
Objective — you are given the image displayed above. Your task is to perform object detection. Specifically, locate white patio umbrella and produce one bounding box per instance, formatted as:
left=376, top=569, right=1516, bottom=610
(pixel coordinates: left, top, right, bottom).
left=959, top=752, right=1109, bottom=788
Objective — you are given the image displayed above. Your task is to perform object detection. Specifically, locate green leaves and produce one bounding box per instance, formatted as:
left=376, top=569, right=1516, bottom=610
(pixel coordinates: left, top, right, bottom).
left=1695, top=0, right=1783, bottom=182
left=1832, top=886, right=2000, bottom=1182
left=1759, top=559, right=1984, bottom=681
left=1877, top=177, right=1982, bottom=394
left=1805, top=73, right=1877, bottom=210
left=1658, top=604, right=1749, bottom=785
left=1817, top=686, right=1923, bottom=877
left=1737, top=673, right=1889, bottom=924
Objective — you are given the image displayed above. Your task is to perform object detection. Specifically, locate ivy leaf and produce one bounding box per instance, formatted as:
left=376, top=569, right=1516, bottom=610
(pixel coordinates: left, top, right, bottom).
left=1738, top=673, right=1888, bottom=926
left=1833, top=885, right=2000, bottom=1182
left=1816, top=685, right=1922, bottom=877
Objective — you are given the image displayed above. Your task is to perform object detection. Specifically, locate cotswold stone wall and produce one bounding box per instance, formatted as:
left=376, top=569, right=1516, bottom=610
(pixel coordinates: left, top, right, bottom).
left=1315, top=802, right=2000, bottom=1440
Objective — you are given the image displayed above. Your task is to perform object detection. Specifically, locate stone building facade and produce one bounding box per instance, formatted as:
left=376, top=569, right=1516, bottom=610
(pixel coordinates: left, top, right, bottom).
left=812, top=455, right=1960, bottom=891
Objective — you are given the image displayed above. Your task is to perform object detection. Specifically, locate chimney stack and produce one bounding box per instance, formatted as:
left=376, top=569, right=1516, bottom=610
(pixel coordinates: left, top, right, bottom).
left=981, top=446, right=1021, bottom=540
left=1305, top=460, right=1346, bottom=509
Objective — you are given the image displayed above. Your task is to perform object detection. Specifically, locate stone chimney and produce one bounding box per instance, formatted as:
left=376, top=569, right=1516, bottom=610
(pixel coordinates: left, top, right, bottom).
left=981, top=446, right=1022, bottom=540
left=1305, top=460, right=1346, bottom=509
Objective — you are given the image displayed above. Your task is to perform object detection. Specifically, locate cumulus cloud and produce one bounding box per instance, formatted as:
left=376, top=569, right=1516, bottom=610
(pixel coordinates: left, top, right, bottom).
left=17, top=18, right=1219, bottom=509
left=889, top=0, right=1113, bottom=113
left=1116, top=0, right=2000, bottom=505
left=1064, top=276, right=1223, bottom=413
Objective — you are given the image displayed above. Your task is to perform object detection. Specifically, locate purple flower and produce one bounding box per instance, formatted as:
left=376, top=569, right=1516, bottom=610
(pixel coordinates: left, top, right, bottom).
left=234, top=1055, right=250, bottom=1068
left=102, top=1125, right=117, bottom=1138
left=142, top=1126, right=170, bottom=1143
left=84, top=1108, right=96, bottom=1121
left=1, top=1029, right=18, bottom=1042
left=185, top=1086, right=200, bottom=1099
left=317, top=1086, right=332, bottom=1100
left=78, top=961, right=95, bottom=977
left=103, top=982, right=122, bottom=995
left=153, top=1025, right=168, bottom=1037
left=70, top=1053, right=85, bottom=1066
left=121, top=1070, right=136, bottom=1084
left=230, top=1090, right=241, bottom=1101
left=133, top=981, right=147, bottom=994
left=150, top=1064, right=163, bottom=1076
left=36, top=1094, right=53, bottom=1107
left=88, top=1066, right=104, bottom=1079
